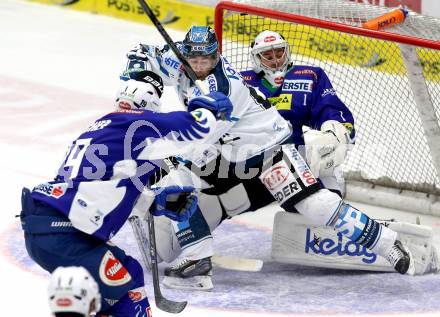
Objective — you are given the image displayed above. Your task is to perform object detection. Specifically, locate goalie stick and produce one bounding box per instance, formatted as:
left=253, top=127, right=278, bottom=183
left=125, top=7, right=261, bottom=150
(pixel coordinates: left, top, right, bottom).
left=212, top=255, right=263, bottom=272
left=129, top=215, right=187, bottom=314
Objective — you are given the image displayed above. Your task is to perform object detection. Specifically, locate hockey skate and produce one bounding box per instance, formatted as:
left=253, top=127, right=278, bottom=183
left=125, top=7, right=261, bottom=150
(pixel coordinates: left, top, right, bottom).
left=386, top=240, right=414, bottom=275
left=162, top=257, right=213, bottom=291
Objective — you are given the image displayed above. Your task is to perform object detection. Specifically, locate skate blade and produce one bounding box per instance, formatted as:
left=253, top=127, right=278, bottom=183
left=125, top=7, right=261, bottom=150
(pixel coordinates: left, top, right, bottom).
left=162, top=275, right=213, bottom=291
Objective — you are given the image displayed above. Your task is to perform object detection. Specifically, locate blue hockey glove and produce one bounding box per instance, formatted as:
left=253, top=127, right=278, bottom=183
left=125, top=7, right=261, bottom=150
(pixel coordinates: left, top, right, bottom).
left=187, top=91, right=233, bottom=120
left=151, top=186, right=198, bottom=222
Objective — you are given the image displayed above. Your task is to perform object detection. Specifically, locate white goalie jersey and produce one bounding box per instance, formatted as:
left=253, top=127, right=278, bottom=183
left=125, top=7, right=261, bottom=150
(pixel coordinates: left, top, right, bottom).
left=122, top=44, right=292, bottom=164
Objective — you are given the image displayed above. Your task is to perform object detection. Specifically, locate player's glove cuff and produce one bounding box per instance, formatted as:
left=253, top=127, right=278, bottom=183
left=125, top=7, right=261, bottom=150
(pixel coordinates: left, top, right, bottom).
left=188, top=91, right=233, bottom=121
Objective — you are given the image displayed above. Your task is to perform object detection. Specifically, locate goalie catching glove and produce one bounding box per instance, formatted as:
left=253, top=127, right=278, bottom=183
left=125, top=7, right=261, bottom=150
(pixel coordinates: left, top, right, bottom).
left=130, top=186, right=198, bottom=222
left=303, top=120, right=351, bottom=178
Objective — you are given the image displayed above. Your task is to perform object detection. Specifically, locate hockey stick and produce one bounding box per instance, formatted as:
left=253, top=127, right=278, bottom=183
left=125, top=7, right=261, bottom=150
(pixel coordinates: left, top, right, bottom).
left=137, top=0, right=209, bottom=94
left=129, top=215, right=187, bottom=313
left=129, top=216, right=152, bottom=271
left=212, top=255, right=263, bottom=272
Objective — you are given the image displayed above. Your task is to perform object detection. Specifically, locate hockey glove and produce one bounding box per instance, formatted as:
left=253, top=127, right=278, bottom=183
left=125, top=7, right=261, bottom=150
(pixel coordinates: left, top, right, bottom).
left=151, top=186, right=198, bottom=222
left=303, top=120, right=350, bottom=177
left=127, top=44, right=157, bottom=61
left=187, top=91, right=233, bottom=121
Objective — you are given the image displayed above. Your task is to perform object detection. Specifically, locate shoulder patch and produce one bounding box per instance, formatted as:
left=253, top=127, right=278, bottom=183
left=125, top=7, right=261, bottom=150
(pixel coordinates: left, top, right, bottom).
left=99, top=251, right=132, bottom=286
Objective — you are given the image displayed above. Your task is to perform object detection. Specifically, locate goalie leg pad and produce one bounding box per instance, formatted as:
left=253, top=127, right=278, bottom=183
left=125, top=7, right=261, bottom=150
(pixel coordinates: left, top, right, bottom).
left=295, top=192, right=397, bottom=259
left=388, top=221, right=438, bottom=275
left=271, top=212, right=393, bottom=271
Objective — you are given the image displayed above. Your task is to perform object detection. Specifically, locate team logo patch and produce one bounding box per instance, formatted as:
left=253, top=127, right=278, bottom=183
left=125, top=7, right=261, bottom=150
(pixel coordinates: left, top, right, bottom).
left=261, top=165, right=289, bottom=190
left=33, top=182, right=68, bottom=199
left=56, top=298, right=72, bottom=307
left=264, top=35, right=276, bottom=42
left=304, top=229, right=377, bottom=264
left=282, top=79, right=313, bottom=92
left=128, top=287, right=147, bottom=302
left=274, top=76, right=284, bottom=85
left=191, top=109, right=204, bottom=122
left=99, top=251, right=132, bottom=286
left=321, top=88, right=337, bottom=97
left=260, top=160, right=301, bottom=204
left=342, top=122, right=354, bottom=134
left=269, top=94, right=292, bottom=111
left=206, top=74, right=217, bottom=92
left=118, top=100, right=132, bottom=110
left=242, top=75, right=253, bottom=81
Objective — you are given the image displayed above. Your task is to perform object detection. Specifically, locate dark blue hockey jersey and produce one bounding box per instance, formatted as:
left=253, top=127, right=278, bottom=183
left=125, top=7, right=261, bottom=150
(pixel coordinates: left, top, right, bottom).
left=240, top=65, right=355, bottom=146
left=31, top=108, right=213, bottom=241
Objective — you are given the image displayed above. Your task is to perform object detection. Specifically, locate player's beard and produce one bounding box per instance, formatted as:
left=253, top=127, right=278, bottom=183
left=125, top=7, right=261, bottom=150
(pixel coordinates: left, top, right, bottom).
left=195, top=70, right=210, bottom=80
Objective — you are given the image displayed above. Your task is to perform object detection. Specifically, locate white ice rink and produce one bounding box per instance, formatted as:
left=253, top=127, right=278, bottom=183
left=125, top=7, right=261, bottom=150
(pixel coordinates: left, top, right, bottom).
left=1, top=1, right=440, bottom=316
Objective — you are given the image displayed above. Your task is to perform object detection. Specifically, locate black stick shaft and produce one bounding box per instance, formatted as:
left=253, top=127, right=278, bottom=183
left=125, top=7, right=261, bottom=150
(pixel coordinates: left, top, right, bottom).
left=137, top=0, right=208, bottom=94
left=147, top=214, right=187, bottom=313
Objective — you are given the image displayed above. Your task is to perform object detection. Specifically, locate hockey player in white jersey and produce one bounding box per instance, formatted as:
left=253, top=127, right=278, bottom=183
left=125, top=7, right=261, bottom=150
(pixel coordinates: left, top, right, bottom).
left=123, top=26, right=415, bottom=291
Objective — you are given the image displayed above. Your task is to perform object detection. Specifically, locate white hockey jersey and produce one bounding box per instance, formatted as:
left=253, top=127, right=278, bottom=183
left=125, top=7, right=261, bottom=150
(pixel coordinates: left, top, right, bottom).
left=122, top=44, right=292, bottom=164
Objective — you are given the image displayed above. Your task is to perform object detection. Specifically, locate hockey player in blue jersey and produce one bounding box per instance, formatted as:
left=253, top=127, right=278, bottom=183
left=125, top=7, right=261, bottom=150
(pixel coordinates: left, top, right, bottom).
left=122, top=26, right=414, bottom=292
left=19, top=70, right=233, bottom=316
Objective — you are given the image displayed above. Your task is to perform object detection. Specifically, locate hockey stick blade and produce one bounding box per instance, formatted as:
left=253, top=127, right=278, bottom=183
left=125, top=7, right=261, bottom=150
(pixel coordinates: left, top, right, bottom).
left=156, top=297, right=187, bottom=314
left=212, top=255, right=263, bottom=272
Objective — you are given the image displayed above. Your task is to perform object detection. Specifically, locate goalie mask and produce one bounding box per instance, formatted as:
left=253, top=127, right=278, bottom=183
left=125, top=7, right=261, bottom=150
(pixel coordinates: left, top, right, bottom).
left=48, top=266, right=101, bottom=317
left=115, top=70, right=164, bottom=112
left=182, top=26, right=220, bottom=79
left=250, top=30, right=292, bottom=87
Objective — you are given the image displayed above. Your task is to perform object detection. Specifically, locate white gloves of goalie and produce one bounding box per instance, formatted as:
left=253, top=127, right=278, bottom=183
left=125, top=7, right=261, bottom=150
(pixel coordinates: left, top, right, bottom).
left=303, top=120, right=351, bottom=178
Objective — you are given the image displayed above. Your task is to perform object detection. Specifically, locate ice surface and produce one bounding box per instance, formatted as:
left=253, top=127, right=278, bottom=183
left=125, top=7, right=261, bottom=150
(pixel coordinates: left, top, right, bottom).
left=1, top=1, right=440, bottom=316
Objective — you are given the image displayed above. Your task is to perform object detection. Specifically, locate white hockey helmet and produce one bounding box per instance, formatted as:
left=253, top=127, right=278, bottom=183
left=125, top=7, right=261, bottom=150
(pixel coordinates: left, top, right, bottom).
left=115, top=70, right=164, bottom=112
left=250, top=30, right=291, bottom=87
left=48, top=266, right=101, bottom=317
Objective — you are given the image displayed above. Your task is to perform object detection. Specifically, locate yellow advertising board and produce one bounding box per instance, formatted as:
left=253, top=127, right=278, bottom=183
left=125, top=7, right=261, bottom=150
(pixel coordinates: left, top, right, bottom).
left=26, top=0, right=214, bottom=32
left=221, top=14, right=440, bottom=82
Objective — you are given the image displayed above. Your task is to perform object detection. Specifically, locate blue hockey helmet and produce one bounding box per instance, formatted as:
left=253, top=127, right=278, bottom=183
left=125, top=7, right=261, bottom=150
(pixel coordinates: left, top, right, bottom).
left=182, top=26, right=219, bottom=59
